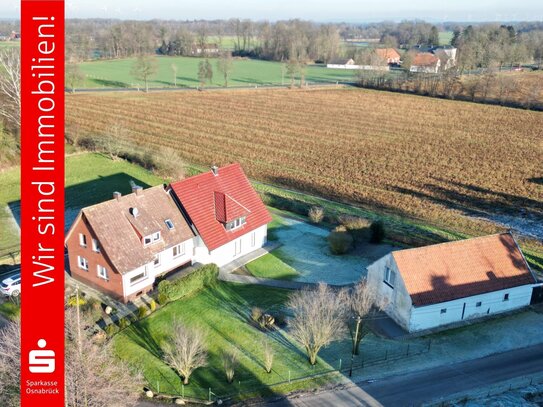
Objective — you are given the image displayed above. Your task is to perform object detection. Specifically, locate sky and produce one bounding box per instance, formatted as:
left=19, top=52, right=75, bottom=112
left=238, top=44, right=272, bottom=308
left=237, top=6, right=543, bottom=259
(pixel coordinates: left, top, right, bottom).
left=0, top=0, right=542, bottom=21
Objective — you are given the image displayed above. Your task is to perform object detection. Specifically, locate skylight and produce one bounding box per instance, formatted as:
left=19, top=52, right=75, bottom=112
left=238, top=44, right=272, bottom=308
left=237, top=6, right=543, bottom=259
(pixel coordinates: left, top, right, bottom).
left=165, top=219, right=174, bottom=230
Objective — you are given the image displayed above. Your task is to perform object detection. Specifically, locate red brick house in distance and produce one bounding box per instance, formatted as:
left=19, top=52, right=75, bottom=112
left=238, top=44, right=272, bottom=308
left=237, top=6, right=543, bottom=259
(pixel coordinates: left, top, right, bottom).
left=65, top=164, right=272, bottom=302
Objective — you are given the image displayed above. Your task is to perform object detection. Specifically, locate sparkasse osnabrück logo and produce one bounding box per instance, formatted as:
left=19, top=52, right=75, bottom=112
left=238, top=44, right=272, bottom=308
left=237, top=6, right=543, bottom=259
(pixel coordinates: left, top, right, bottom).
left=29, top=339, right=56, bottom=373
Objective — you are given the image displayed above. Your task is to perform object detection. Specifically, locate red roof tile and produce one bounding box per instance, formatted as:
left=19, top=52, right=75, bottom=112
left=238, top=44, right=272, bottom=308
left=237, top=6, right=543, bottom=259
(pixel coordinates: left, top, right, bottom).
left=412, top=52, right=440, bottom=67
left=392, top=233, right=535, bottom=307
left=170, top=164, right=272, bottom=251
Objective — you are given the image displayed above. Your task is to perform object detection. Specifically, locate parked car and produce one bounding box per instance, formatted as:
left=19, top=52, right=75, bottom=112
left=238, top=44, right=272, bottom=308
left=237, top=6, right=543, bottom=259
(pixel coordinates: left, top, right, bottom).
left=0, top=273, right=21, bottom=296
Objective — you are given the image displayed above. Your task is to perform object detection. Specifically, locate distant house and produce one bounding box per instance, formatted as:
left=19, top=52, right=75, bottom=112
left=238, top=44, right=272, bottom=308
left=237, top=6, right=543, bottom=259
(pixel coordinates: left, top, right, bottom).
left=433, top=46, right=458, bottom=70
left=65, top=164, right=272, bottom=302
left=366, top=233, right=538, bottom=333
left=410, top=52, right=441, bottom=73
left=169, top=164, right=272, bottom=268
left=191, top=43, right=220, bottom=55
left=326, top=58, right=356, bottom=69
left=65, top=185, right=195, bottom=302
left=374, top=48, right=401, bottom=65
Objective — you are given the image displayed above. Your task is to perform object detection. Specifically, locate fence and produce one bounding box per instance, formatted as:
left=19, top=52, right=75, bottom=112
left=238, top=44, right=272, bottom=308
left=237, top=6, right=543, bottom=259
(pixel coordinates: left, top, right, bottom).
left=426, top=372, right=543, bottom=406
left=143, top=339, right=432, bottom=403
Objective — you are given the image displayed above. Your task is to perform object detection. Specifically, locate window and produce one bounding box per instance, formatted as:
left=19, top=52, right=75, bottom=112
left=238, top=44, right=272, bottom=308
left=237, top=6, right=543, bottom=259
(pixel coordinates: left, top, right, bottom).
left=153, top=232, right=161, bottom=242
left=143, top=232, right=161, bottom=246
left=173, top=243, right=185, bottom=258
left=165, top=219, right=174, bottom=230
left=503, top=293, right=509, bottom=301
left=97, top=265, right=108, bottom=280
left=225, top=217, right=247, bottom=231
left=384, top=267, right=396, bottom=288
left=440, top=308, right=447, bottom=314
left=79, top=233, right=87, bottom=247
left=153, top=254, right=160, bottom=267
left=251, top=232, right=256, bottom=247
left=77, top=256, right=88, bottom=270
left=234, top=240, right=241, bottom=256
left=92, top=238, right=100, bottom=253
left=476, top=301, right=482, bottom=307
left=143, top=236, right=152, bottom=246
left=130, top=270, right=148, bottom=285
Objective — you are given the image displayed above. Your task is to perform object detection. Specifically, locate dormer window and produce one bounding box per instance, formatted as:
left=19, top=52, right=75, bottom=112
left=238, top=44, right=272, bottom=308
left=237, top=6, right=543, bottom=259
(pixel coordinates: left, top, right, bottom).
left=153, top=232, right=161, bottom=241
left=165, top=219, right=174, bottom=230
left=143, top=236, right=152, bottom=246
left=143, top=232, right=161, bottom=246
left=225, top=216, right=246, bottom=231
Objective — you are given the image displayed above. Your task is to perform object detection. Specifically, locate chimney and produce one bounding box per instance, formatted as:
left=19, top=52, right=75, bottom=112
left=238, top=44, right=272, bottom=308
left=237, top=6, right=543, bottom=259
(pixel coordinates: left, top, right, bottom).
left=211, top=165, right=219, bottom=176
left=113, top=191, right=122, bottom=201
left=133, top=185, right=143, bottom=196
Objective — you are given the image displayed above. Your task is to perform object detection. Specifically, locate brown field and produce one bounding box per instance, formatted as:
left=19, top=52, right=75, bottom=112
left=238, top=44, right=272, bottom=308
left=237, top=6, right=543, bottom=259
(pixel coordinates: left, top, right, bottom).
left=66, top=88, right=543, bottom=252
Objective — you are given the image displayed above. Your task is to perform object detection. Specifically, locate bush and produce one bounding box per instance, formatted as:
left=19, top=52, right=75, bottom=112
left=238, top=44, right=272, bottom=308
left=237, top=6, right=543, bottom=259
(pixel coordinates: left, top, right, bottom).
left=149, top=299, right=157, bottom=312
left=118, top=317, right=130, bottom=329
left=251, top=307, right=263, bottom=322
left=338, top=215, right=372, bottom=242
left=308, top=206, right=324, bottom=224
left=370, top=220, right=386, bottom=243
left=157, top=292, right=169, bottom=306
left=66, top=295, right=86, bottom=307
left=105, top=324, right=118, bottom=337
left=159, top=264, right=219, bottom=303
left=273, top=312, right=288, bottom=327
left=328, top=225, right=354, bottom=255
left=137, top=305, right=148, bottom=319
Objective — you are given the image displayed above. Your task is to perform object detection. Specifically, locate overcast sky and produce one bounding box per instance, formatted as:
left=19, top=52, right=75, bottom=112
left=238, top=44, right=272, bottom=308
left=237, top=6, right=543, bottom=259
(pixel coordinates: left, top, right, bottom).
left=1, top=0, right=542, bottom=21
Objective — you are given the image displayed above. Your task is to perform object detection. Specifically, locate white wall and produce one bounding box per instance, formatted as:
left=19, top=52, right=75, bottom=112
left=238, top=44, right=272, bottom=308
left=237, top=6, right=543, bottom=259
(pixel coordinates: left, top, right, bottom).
left=193, top=225, right=267, bottom=267
left=409, top=285, right=534, bottom=332
left=122, top=237, right=195, bottom=297
left=327, top=64, right=389, bottom=71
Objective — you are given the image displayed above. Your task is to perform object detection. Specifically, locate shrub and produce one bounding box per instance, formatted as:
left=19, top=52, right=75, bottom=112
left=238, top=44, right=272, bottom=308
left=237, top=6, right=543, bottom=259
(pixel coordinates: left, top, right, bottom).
left=149, top=299, right=157, bottom=312
left=157, top=292, right=169, bottom=306
left=370, top=220, right=386, bottom=243
left=308, top=206, right=324, bottom=224
left=328, top=226, right=354, bottom=255
left=66, top=295, right=86, bottom=307
left=137, top=306, right=148, bottom=319
left=251, top=307, right=263, bottom=322
left=105, top=324, right=118, bottom=337
left=118, top=317, right=130, bottom=329
left=161, top=264, right=219, bottom=303
left=273, top=312, right=288, bottom=327
left=338, top=215, right=372, bottom=242
left=258, top=314, right=275, bottom=329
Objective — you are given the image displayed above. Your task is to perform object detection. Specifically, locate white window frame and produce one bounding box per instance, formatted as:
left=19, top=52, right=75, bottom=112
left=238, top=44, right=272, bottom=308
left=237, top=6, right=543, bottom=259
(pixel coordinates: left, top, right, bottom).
left=251, top=232, right=256, bottom=247
left=384, top=266, right=395, bottom=287
left=79, top=233, right=87, bottom=247
left=173, top=243, right=185, bottom=258
left=92, top=238, right=100, bottom=253
left=153, top=232, right=161, bottom=242
left=153, top=254, right=161, bottom=268
left=234, top=239, right=242, bottom=256
left=77, top=256, right=88, bottom=271
left=129, top=270, right=148, bottom=286
left=97, top=265, right=108, bottom=280
left=143, top=236, right=152, bottom=246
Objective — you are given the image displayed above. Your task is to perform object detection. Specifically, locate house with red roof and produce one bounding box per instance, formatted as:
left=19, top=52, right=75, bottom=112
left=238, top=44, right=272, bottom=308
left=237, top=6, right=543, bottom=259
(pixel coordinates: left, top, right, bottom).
left=366, top=233, right=538, bottom=332
left=409, top=52, right=441, bottom=73
left=169, top=164, right=272, bottom=267
left=65, top=163, right=272, bottom=302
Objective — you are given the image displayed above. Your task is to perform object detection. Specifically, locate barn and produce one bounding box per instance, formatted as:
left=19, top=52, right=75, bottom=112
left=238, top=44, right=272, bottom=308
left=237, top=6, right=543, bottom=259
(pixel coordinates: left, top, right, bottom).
left=366, top=233, right=538, bottom=332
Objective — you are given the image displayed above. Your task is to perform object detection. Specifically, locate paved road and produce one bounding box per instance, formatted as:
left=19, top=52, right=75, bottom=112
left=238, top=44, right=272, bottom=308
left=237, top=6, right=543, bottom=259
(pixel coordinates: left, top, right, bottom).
left=264, top=343, right=543, bottom=407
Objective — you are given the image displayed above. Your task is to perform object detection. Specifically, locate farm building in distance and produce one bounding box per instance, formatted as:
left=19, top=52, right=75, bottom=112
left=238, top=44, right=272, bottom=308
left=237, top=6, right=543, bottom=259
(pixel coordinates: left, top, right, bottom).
left=65, top=164, right=271, bottom=302
left=326, top=58, right=357, bottom=69
left=191, top=43, right=220, bottom=55
left=410, top=52, right=441, bottom=73
left=366, top=233, right=539, bottom=332
left=374, top=48, right=401, bottom=65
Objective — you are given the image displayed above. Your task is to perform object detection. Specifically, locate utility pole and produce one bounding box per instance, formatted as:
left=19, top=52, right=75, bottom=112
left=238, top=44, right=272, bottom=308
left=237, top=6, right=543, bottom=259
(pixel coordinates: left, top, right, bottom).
left=349, top=315, right=362, bottom=377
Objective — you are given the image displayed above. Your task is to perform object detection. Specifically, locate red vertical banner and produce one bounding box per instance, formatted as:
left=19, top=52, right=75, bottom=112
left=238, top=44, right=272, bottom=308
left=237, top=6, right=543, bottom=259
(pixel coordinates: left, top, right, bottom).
left=20, top=1, right=65, bottom=406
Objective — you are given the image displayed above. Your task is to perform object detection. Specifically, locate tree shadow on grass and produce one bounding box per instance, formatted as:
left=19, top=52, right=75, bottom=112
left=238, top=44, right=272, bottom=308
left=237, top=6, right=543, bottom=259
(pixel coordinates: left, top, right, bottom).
left=91, top=79, right=131, bottom=88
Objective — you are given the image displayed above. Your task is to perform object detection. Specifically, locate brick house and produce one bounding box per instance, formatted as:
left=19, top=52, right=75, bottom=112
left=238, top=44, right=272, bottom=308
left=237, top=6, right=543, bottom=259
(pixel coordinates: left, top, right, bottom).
left=409, top=52, right=441, bottom=73
left=374, top=48, right=401, bottom=65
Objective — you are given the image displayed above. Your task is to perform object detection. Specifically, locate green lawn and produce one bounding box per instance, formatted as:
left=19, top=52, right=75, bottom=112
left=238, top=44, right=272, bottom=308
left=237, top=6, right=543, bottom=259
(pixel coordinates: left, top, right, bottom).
left=113, top=283, right=342, bottom=400
left=0, top=42, right=19, bottom=49
left=245, top=250, right=299, bottom=280
left=78, top=56, right=359, bottom=89
left=439, top=31, right=454, bottom=45
left=0, top=153, right=164, bottom=253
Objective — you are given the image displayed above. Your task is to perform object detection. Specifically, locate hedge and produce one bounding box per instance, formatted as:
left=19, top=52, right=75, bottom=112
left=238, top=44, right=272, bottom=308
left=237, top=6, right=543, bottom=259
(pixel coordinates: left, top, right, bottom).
left=157, top=263, right=219, bottom=303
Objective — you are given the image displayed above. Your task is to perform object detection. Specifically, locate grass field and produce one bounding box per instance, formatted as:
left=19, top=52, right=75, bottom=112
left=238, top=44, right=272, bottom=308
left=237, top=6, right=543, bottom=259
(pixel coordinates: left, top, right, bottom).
left=66, top=88, right=543, bottom=264
left=0, top=153, right=164, bottom=253
left=245, top=250, right=299, bottom=280
left=0, top=41, right=19, bottom=49
left=78, top=56, right=357, bottom=88
left=113, top=282, right=342, bottom=399
left=439, top=31, right=454, bottom=45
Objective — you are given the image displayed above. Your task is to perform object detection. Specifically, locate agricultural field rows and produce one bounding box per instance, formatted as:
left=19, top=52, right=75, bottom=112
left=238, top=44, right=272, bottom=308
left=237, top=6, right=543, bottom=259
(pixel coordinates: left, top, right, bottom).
left=66, top=88, right=543, bottom=255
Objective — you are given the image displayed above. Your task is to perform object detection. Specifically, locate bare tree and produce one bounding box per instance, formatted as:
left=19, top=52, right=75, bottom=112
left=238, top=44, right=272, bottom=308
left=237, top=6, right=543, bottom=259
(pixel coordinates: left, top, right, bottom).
left=288, top=283, right=348, bottom=365
left=348, top=279, right=388, bottom=356
left=262, top=340, right=274, bottom=373
left=130, top=55, right=158, bottom=92
left=64, top=308, right=142, bottom=407
left=66, top=62, right=85, bottom=93
left=286, top=59, right=299, bottom=88
left=163, top=322, right=207, bottom=385
left=216, top=52, right=234, bottom=87
left=221, top=350, right=238, bottom=383
left=0, top=319, right=20, bottom=407
left=0, top=48, right=21, bottom=128
left=170, top=63, right=178, bottom=87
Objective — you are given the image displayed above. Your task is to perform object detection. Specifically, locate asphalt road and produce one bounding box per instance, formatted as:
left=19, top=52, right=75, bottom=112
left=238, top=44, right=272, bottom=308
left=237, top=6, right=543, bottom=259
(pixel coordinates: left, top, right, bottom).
left=264, top=342, right=543, bottom=407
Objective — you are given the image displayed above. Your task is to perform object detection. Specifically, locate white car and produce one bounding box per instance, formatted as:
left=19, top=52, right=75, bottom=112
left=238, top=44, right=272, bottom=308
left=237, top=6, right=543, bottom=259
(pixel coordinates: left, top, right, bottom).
left=0, top=273, right=21, bottom=297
